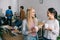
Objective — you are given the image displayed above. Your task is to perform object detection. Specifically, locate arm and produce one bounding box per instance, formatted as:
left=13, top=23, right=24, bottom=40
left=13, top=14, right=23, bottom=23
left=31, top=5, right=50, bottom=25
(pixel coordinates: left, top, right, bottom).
left=22, top=20, right=29, bottom=35
left=35, top=26, right=39, bottom=32
left=52, top=20, right=59, bottom=36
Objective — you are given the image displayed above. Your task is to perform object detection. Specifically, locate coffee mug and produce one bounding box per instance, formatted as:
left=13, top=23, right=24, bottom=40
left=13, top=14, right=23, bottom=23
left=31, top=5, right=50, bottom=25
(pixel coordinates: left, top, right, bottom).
left=45, top=23, right=48, bottom=29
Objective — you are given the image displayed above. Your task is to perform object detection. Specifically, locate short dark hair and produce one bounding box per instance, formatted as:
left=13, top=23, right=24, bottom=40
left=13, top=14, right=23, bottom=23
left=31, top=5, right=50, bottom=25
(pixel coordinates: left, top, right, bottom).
left=20, top=6, right=24, bottom=9
left=48, top=8, right=57, bottom=19
left=8, top=6, right=11, bottom=9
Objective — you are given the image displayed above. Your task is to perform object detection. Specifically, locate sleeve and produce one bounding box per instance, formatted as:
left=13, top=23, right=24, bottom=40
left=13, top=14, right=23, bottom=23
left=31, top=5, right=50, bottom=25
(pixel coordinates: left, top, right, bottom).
left=35, top=26, right=39, bottom=32
left=52, top=20, right=59, bottom=36
left=35, top=18, right=38, bottom=26
left=22, top=20, right=29, bottom=35
left=35, top=18, right=39, bottom=32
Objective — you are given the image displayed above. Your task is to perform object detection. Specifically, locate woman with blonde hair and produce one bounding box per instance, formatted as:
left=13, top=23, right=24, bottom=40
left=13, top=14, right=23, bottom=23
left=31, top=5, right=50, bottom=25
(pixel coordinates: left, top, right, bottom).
left=22, top=8, right=38, bottom=40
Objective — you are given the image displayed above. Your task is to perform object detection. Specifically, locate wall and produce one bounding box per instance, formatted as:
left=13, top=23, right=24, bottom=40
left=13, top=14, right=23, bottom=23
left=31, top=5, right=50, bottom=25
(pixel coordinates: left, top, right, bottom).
left=0, top=0, right=10, bottom=15
left=0, top=0, right=60, bottom=21
left=0, top=0, right=18, bottom=15
left=19, top=0, right=60, bottom=21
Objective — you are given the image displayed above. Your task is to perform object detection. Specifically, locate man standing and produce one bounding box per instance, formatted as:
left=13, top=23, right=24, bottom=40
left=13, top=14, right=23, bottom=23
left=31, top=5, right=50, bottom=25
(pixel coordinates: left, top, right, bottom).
left=20, top=6, right=25, bottom=20
left=5, top=6, right=13, bottom=26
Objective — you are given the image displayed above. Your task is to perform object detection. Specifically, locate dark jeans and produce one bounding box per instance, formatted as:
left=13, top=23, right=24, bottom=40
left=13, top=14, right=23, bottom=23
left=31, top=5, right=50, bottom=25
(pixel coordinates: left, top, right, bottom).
left=43, top=37, right=51, bottom=40
left=7, top=18, right=12, bottom=26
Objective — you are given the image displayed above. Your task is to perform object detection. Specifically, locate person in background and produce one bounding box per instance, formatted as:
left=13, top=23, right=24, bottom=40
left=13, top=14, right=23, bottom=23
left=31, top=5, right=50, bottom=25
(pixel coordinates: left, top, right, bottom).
left=22, top=8, right=38, bottom=40
left=20, top=6, right=25, bottom=20
left=44, top=8, right=59, bottom=40
left=5, top=6, right=13, bottom=26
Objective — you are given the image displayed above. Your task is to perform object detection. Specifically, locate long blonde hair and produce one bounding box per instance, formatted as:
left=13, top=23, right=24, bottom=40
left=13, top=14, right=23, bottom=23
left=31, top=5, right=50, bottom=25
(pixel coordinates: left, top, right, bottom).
left=26, top=8, right=35, bottom=30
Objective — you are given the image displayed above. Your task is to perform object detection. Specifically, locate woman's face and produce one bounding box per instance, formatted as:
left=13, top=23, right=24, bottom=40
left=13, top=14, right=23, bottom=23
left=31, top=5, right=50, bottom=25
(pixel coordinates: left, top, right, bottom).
left=47, top=11, right=54, bottom=19
left=30, top=9, right=35, bottom=18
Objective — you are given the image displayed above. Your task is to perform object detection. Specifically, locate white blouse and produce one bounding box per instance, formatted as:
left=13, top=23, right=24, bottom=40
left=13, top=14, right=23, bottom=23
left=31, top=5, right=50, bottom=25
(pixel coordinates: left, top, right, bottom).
left=44, top=19, right=59, bottom=40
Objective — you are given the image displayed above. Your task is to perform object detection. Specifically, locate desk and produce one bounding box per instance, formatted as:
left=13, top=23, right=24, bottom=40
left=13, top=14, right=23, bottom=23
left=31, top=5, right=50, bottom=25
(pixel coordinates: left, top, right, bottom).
left=2, top=25, right=20, bottom=33
left=3, top=32, right=23, bottom=40
left=2, top=25, right=23, bottom=40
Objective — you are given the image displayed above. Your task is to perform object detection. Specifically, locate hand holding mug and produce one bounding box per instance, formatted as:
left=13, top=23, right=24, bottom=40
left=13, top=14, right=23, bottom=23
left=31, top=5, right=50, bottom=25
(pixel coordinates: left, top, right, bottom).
left=48, top=27, right=52, bottom=31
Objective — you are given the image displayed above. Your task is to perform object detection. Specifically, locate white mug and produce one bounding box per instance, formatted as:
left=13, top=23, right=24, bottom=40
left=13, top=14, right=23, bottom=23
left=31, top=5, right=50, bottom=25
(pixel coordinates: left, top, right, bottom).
left=45, top=23, right=48, bottom=29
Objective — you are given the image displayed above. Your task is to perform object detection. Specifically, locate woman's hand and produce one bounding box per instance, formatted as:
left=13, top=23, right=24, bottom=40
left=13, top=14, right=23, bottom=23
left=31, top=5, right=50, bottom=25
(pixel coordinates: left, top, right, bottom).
left=48, top=27, right=52, bottom=31
left=28, top=29, right=36, bottom=34
left=45, top=27, right=52, bottom=31
left=28, top=30, right=32, bottom=34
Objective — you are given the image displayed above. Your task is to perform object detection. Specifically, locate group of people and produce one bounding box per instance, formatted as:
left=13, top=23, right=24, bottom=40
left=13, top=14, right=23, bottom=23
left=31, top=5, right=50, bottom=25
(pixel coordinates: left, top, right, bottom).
left=5, top=6, right=59, bottom=40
